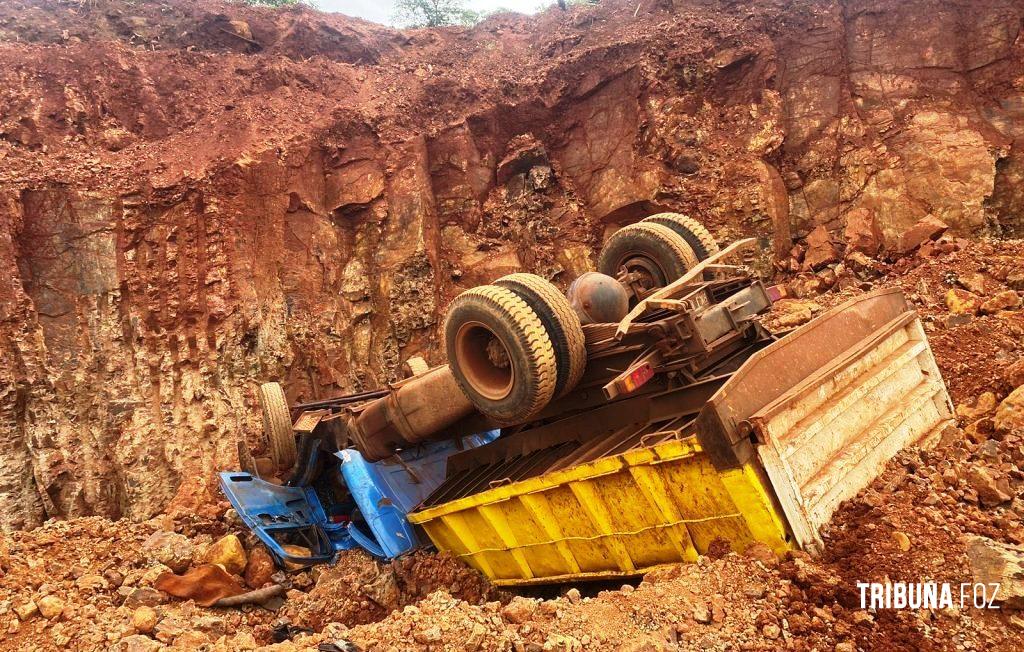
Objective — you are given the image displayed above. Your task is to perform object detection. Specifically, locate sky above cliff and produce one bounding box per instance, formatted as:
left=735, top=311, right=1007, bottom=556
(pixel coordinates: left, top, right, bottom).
left=318, top=0, right=550, bottom=25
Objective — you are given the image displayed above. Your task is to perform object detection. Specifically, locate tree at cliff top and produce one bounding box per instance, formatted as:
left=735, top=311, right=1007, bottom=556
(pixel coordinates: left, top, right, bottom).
left=392, top=0, right=481, bottom=27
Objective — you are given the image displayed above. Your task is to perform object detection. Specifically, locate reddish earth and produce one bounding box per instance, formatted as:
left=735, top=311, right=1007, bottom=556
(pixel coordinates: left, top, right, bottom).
left=0, top=0, right=1022, bottom=650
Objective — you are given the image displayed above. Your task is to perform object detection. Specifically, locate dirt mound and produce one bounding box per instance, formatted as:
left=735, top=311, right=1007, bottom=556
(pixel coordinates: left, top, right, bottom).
left=0, top=0, right=401, bottom=61
left=280, top=550, right=501, bottom=631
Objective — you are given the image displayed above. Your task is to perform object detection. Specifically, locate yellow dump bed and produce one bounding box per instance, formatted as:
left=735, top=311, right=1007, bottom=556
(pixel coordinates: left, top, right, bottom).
left=408, top=289, right=953, bottom=585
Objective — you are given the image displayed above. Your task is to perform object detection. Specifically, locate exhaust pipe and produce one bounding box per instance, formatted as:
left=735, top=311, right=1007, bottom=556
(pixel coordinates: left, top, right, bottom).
left=350, top=365, right=475, bottom=462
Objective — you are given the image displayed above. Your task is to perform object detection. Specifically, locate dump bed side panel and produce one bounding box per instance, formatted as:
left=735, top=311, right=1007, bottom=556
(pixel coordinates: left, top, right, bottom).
left=748, top=310, right=953, bottom=551
left=409, top=439, right=791, bottom=585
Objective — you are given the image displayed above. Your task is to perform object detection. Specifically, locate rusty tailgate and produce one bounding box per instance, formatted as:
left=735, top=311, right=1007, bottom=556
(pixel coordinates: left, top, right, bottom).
left=695, top=288, right=954, bottom=552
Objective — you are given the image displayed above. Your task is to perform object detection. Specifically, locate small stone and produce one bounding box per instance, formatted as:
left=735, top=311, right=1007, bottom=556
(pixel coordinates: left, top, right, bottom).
left=966, top=466, right=1012, bottom=507
left=119, top=634, right=164, bottom=652
left=36, top=595, right=64, bottom=620
left=75, top=574, right=107, bottom=591
left=835, top=642, right=856, bottom=652
left=692, top=604, right=712, bottom=624
left=710, top=595, right=726, bottom=623
left=620, top=584, right=635, bottom=593
left=141, top=531, right=194, bottom=574
left=201, top=534, right=247, bottom=575
left=565, top=588, right=581, bottom=604
left=132, top=606, right=158, bottom=634
left=413, top=626, right=443, bottom=644
left=501, top=596, right=538, bottom=624
left=171, top=631, right=209, bottom=647
left=124, top=587, right=165, bottom=609
left=762, top=623, right=781, bottom=639
left=892, top=531, right=911, bottom=552
left=13, top=601, right=37, bottom=621
left=980, top=290, right=1021, bottom=315
left=103, top=569, right=125, bottom=588
left=852, top=611, right=874, bottom=625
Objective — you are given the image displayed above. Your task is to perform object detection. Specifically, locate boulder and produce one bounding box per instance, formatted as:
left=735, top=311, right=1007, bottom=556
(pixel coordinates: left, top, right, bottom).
left=898, top=215, right=949, bottom=253
left=980, top=290, right=1022, bottom=314
left=945, top=288, right=982, bottom=315
left=966, top=536, right=1024, bottom=609
left=201, top=534, right=247, bottom=575
left=843, top=208, right=882, bottom=254
left=1003, top=358, right=1024, bottom=390
left=995, top=385, right=1024, bottom=433
left=244, top=545, right=276, bottom=589
left=966, top=466, right=1013, bottom=507
left=803, top=226, right=840, bottom=269
left=957, top=392, right=998, bottom=420
left=772, top=299, right=823, bottom=328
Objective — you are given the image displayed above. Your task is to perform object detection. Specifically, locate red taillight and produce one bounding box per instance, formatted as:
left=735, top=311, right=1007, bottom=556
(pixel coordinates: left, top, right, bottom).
left=624, top=363, right=654, bottom=392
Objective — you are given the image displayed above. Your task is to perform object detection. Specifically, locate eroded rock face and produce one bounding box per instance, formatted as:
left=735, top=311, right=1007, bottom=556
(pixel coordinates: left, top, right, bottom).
left=1, top=0, right=1023, bottom=527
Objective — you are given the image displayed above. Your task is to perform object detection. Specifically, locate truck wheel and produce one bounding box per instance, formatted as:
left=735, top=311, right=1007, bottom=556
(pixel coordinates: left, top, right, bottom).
left=597, top=222, right=699, bottom=289
left=444, top=285, right=557, bottom=423
left=641, top=213, right=720, bottom=261
left=258, top=382, right=297, bottom=472
left=495, top=273, right=587, bottom=397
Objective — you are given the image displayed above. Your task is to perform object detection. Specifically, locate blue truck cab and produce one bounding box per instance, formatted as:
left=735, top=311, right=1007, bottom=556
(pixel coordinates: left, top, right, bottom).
left=219, top=431, right=498, bottom=567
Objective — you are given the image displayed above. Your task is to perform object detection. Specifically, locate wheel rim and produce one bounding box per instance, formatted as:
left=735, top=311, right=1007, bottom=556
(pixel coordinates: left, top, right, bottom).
left=618, top=253, right=669, bottom=290
left=454, top=320, right=515, bottom=401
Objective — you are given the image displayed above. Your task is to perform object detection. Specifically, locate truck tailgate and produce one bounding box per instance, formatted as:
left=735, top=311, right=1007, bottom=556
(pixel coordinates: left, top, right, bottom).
left=699, top=288, right=954, bottom=552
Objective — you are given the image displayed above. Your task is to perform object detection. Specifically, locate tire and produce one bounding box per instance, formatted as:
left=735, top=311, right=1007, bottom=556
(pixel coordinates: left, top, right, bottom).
left=495, top=273, right=587, bottom=397
left=258, top=382, right=297, bottom=472
left=444, top=285, right=557, bottom=423
left=597, top=222, right=700, bottom=289
left=641, top=213, right=720, bottom=261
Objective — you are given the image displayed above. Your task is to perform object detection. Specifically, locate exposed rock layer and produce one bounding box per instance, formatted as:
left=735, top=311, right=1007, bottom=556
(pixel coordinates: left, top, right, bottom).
left=0, top=0, right=1022, bottom=527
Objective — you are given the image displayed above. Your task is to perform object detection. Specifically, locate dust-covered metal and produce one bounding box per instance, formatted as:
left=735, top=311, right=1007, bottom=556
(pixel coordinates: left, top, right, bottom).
left=567, top=272, right=629, bottom=325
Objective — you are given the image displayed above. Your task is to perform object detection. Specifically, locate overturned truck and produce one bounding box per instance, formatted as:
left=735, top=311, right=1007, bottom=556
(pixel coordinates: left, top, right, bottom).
left=221, top=213, right=954, bottom=585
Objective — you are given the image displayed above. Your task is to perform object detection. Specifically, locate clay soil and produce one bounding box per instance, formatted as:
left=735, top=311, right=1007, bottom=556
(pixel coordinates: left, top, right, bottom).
left=1, top=0, right=1024, bottom=651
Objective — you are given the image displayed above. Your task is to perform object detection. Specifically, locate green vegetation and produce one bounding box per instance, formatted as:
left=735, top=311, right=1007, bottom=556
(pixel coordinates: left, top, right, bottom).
left=392, top=0, right=480, bottom=27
